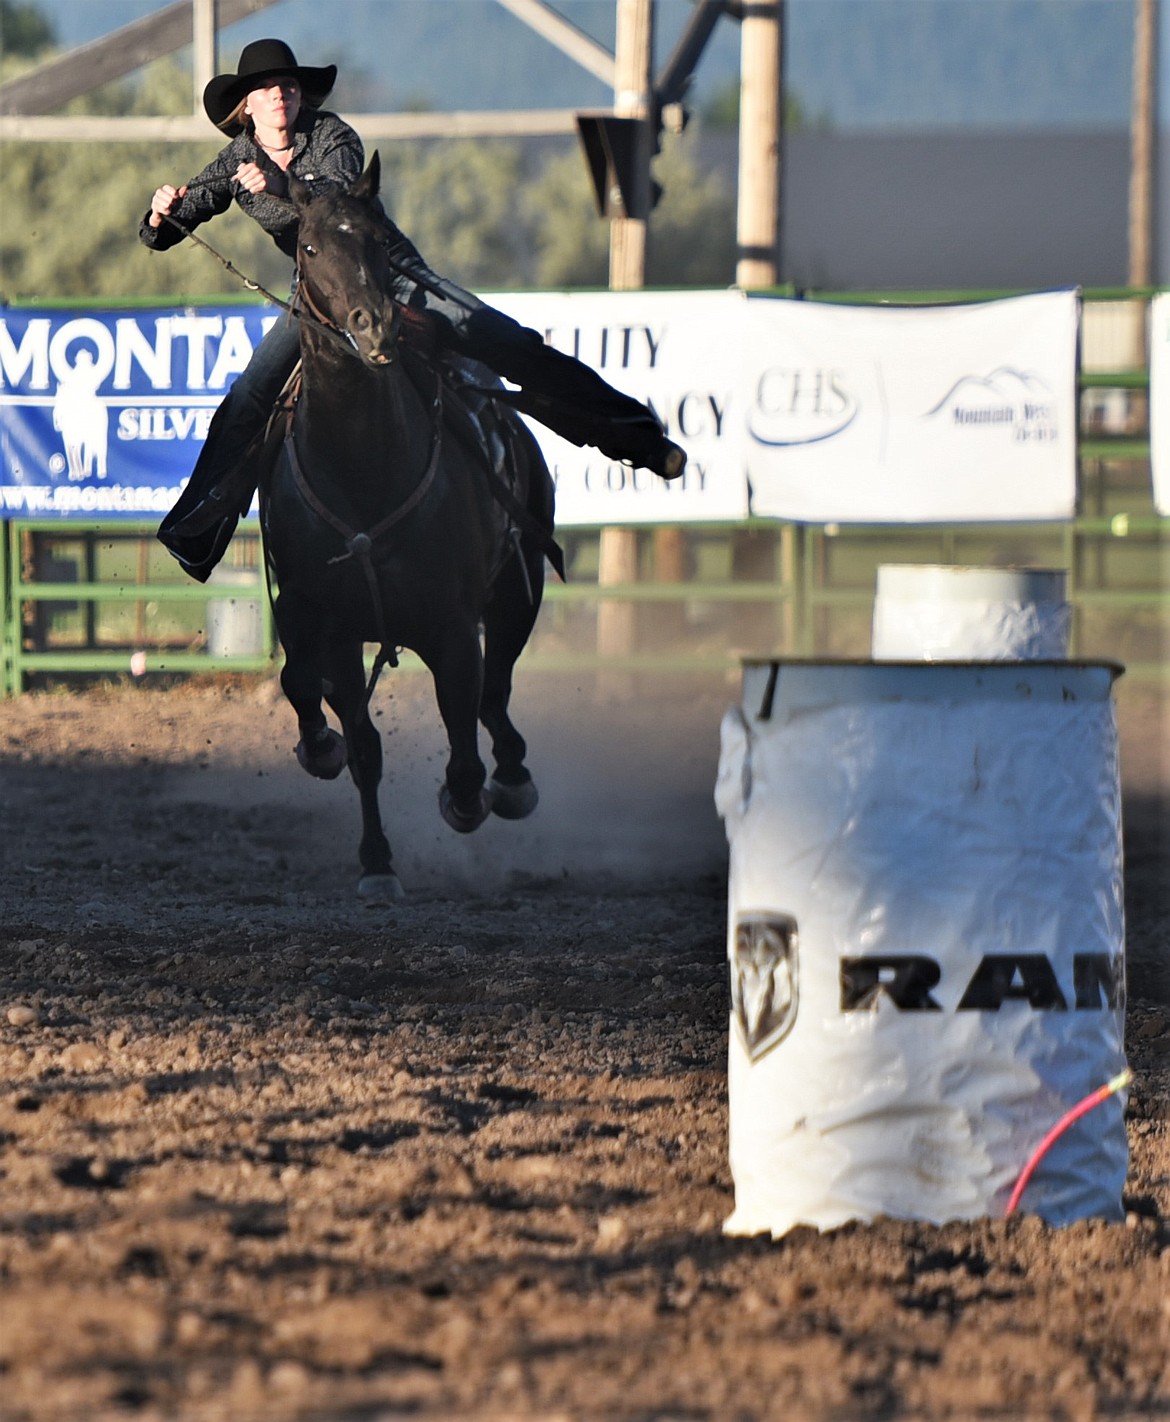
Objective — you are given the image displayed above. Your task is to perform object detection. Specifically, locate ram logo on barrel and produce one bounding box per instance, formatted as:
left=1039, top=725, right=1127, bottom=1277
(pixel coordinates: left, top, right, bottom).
left=731, top=911, right=800, bottom=1061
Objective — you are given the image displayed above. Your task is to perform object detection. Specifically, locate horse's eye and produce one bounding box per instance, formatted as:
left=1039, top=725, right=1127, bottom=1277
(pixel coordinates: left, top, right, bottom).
left=301, top=242, right=317, bottom=256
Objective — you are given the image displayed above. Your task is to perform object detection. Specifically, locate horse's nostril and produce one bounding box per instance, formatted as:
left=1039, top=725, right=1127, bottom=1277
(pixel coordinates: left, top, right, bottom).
left=349, top=309, right=373, bottom=334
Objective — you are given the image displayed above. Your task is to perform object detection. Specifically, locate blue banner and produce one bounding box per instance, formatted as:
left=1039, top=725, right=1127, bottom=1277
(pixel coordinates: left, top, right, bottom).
left=0, top=305, right=279, bottom=520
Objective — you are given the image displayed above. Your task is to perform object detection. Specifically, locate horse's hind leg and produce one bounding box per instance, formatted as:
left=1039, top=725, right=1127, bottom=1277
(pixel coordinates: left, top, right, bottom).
left=480, top=532, right=545, bottom=820
left=322, top=643, right=401, bottom=899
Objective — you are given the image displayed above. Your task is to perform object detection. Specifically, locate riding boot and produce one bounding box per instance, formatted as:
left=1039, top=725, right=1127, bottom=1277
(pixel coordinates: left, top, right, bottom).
left=157, top=510, right=243, bottom=585
left=162, top=449, right=262, bottom=539
left=448, top=306, right=687, bottom=479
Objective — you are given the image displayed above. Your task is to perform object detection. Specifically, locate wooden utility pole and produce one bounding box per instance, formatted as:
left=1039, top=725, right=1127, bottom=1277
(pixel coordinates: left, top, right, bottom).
left=598, top=0, right=655, bottom=678
left=609, top=0, right=655, bottom=290
left=735, top=1, right=793, bottom=646
left=192, top=0, right=218, bottom=114
left=736, top=0, right=783, bottom=289
left=1128, top=0, right=1157, bottom=291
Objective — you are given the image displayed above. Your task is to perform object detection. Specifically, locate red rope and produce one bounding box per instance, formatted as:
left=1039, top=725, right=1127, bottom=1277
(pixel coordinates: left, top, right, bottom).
left=1005, top=1068, right=1133, bottom=1217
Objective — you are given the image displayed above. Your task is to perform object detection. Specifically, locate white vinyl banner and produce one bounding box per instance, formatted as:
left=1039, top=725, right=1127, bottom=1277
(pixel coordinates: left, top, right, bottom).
left=1150, top=292, right=1170, bottom=517
left=485, top=289, right=749, bottom=525
left=742, top=290, right=1080, bottom=523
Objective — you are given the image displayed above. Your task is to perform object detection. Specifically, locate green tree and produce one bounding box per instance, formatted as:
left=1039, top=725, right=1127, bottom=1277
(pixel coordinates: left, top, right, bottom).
left=0, top=0, right=55, bottom=59
left=1, top=58, right=297, bottom=302
left=523, top=147, right=609, bottom=289
left=377, top=139, right=534, bottom=290
left=523, top=131, right=736, bottom=290
left=1, top=47, right=738, bottom=305
left=701, top=81, right=825, bottom=133
left=644, top=132, right=736, bottom=286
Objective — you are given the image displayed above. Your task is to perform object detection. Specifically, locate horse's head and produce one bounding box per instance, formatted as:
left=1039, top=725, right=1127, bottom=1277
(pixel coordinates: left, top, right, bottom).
left=289, top=153, right=403, bottom=367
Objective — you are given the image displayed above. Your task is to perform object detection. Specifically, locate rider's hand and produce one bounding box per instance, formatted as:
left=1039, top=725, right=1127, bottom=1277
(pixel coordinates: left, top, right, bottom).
left=148, top=183, right=187, bottom=228
left=234, top=162, right=269, bottom=195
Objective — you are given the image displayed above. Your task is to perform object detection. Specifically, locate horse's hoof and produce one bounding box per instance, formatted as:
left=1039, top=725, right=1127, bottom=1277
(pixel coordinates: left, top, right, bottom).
left=439, top=784, right=493, bottom=834
left=490, top=776, right=539, bottom=820
left=296, top=728, right=346, bottom=780
left=358, top=872, right=405, bottom=902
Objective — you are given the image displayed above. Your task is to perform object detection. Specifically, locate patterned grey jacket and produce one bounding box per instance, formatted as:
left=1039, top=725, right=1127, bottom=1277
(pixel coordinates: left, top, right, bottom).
left=137, top=109, right=365, bottom=260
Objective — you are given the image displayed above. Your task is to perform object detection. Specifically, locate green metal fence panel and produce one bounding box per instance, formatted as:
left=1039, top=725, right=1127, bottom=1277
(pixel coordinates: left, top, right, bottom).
left=3, top=519, right=276, bottom=694
left=2, top=512, right=1165, bottom=689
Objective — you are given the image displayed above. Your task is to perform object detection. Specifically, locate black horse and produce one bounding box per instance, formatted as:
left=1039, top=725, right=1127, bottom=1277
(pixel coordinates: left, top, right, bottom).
left=262, top=154, right=556, bottom=899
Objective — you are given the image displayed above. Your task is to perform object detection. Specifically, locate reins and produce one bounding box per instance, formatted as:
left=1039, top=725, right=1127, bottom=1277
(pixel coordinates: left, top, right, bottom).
left=158, top=211, right=361, bottom=358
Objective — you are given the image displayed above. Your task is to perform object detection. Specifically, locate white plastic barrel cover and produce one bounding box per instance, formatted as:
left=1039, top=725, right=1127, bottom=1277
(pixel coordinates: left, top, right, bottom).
left=715, top=661, right=1128, bottom=1237
left=872, top=565, right=1071, bottom=661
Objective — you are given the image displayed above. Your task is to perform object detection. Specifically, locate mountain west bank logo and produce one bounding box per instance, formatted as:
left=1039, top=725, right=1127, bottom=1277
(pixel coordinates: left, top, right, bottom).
left=731, top=911, right=800, bottom=1061
left=747, top=366, right=859, bottom=448
left=925, top=367, right=1059, bottom=443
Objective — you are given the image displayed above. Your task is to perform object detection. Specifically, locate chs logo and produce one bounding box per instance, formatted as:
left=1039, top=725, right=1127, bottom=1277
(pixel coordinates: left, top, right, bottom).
left=731, top=911, right=799, bottom=1061
left=747, top=367, right=858, bottom=448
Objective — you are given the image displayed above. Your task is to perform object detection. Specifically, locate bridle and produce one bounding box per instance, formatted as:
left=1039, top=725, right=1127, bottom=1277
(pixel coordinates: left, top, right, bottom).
left=286, top=232, right=440, bottom=553
left=291, top=239, right=405, bottom=361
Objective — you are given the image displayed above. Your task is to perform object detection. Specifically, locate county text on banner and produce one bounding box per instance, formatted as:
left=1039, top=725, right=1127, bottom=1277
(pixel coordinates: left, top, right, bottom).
left=486, top=289, right=750, bottom=525
left=742, top=290, right=1080, bottom=523
left=0, top=305, right=282, bottom=520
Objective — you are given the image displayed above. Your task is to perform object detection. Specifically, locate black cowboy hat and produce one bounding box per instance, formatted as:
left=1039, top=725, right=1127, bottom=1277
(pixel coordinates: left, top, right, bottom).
left=203, top=39, right=336, bottom=134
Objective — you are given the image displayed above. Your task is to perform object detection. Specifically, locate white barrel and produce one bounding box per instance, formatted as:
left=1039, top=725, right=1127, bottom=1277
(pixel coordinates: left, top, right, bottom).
left=206, top=567, right=263, bottom=659
left=714, top=659, right=1128, bottom=1237
left=872, top=564, right=1070, bottom=661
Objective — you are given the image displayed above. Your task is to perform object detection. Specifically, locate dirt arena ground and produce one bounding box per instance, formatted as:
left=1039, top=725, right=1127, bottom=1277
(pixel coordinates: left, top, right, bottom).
left=0, top=670, right=1166, bottom=1421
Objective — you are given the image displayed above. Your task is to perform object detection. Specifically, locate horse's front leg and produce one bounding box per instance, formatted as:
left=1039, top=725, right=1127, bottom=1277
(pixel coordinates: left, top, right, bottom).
left=275, top=592, right=346, bottom=780
left=322, top=643, right=402, bottom=900
left=422, top=622, right=492, bottom=834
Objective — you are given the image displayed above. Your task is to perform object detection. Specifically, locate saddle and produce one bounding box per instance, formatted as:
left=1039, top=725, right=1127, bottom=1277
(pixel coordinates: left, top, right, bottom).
left=408, top=349, right=567, bottom=585
left=262, top=344, right=565, bottom=585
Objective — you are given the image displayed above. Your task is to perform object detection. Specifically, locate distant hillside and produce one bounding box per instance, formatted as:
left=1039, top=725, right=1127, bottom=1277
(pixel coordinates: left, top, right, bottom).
left=16, top=0, right=1140, bottom=130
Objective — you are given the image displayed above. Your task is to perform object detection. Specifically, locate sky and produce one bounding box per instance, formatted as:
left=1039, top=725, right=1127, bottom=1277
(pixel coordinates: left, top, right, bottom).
left=10, top=0, right=1166, bottom=130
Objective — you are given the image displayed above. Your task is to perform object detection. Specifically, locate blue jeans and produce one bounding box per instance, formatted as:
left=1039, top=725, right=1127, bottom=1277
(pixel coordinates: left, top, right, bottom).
left=157, top=313, right=300, bottom=580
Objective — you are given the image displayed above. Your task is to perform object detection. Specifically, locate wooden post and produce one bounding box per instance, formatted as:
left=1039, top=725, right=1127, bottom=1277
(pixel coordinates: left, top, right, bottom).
left=609, top=0, right=654, bottom=290
left=735, top=2, right=789, bottom=646
left=598, top=0, right=654, bottom=682
left=1128, top=0, right=1156, bottom=291
left=192, top=0, right=217, bottom=117
left=1128, top=0, right=1156, bottom=432
left=735, top=0, right=783, bottom=290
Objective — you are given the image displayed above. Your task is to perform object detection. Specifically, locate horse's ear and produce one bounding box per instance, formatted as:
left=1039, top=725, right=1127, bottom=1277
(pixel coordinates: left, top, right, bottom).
left=288, top=171, right=312, bottom=209
left=352, top=150, right=381, bottom=201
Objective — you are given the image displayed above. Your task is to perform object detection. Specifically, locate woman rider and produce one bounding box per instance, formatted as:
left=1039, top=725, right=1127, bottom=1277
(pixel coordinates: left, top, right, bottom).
left=141, top=39, right=687, bottom=582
